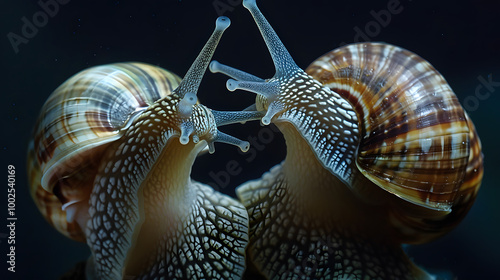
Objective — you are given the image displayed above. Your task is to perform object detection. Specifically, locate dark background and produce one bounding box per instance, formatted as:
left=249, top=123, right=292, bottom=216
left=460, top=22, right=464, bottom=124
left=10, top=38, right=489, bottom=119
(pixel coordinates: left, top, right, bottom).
left=1, top=0, right=499, bottom=279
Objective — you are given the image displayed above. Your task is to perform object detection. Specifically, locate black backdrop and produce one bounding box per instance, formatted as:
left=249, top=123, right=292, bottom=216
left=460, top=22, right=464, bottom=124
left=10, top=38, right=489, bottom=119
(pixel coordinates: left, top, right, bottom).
left=1, top=0, right=499, bottom=279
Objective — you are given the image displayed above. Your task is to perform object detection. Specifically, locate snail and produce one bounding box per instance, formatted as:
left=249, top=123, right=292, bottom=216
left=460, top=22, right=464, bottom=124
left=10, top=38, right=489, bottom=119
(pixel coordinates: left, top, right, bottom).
left=27, top=17, right=263, bottom=279
left=210, top=0, right=484, bottom=279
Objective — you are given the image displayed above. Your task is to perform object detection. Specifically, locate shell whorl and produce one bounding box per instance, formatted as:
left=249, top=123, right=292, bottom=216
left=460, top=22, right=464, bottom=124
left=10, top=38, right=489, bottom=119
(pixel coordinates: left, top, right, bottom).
left=27, top=62, right=181, bottom=240
left=37, top=63, right=181, bottom=192
left=306, top=43, right=484, bottom=241
left=306, top=43, right=472, bottom=211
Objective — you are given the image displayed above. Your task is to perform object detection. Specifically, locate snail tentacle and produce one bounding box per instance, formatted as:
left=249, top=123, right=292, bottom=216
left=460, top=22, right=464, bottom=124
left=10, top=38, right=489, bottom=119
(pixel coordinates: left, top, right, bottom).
left=174, top=16, right=231, bottom=98
left=212, top=109, right=264, bottom=127
left=171, top=16, right=228, bottom=147
left=171, top=16, right=260, bottom=151
left=212, top=131, right=251, bottom=153
left=226, top=79, right=280, bottom=99
left=210, top=60, right=264, bottom=82
left=179, top=120, right=195, bottom=145
left=242, top=0, right=298, bottom=76
left=212, top=2, right=363, bottom=184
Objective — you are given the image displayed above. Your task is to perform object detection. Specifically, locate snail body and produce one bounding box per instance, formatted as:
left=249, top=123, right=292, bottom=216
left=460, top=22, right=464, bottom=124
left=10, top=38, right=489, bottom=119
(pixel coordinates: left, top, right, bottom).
left=28, top=17, right=261, bottom=279
left=211, top=0, right=483, bottom=279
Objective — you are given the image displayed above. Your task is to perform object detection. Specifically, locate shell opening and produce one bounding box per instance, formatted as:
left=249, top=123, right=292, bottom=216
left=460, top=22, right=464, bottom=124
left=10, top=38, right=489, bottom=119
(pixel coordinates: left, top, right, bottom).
left=121, top=107, right=148, bottom=132
left=61, top=200, right=81, bottom=223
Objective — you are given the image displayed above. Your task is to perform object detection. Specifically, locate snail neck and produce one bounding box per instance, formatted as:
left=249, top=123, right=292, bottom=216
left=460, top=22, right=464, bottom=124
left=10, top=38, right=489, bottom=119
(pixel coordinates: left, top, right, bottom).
left=142, top=138, right=204, bottom=218
left=125, top=138, right=204, bottom=276
left=238, top=123, right=432, bottom=279
left=142, top=138, right=202, bottom=200
left=277, top=121, right=389, bottom=234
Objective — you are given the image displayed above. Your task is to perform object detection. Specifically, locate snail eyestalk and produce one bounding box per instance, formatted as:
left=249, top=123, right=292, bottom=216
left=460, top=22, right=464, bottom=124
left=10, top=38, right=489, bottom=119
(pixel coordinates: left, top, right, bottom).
left=242, top=0, right=299, bottom=76
left=226, top=79, right=280, bottom=100
left=172, top=16, right=262, bottom=153
left=212, top=131, right=250, bottom=153
left=209, top=60, right=264, bottom=82
left=174, top=16, right=230, bottom=99
left=173, top=16, right=232, bottom=145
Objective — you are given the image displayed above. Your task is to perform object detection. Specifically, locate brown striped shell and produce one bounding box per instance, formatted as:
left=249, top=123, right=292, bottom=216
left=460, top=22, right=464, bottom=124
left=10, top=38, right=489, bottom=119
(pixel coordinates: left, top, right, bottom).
left=306, top=43, right=484, bottom=242
left=306, top=43, right=479, bottom=209
left=27, top=62, right=182, bottom=241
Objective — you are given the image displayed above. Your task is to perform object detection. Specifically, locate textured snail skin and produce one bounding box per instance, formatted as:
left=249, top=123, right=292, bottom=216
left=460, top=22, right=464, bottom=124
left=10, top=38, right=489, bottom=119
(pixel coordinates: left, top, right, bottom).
left=27, top=17, right=262, bottom=279
left=211, top=0, right=483, bottom=279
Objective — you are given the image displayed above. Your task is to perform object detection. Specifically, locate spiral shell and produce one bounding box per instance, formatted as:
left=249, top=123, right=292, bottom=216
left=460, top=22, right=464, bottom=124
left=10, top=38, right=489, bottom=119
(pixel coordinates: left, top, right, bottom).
left=27, top=62, right=181, bottom=241
left=305, top=42, right=483, bottom=241
left=306, top=43, right=481, bottom=205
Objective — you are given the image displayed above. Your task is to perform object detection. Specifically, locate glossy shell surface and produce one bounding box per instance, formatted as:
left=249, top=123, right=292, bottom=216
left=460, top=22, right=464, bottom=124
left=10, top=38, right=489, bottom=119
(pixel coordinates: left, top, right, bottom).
left=27, top=62, right=181, bottom=240
left=306, top=43, right=483, bottom=213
